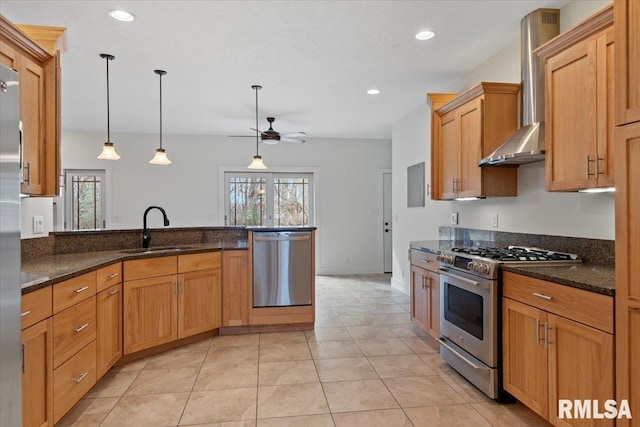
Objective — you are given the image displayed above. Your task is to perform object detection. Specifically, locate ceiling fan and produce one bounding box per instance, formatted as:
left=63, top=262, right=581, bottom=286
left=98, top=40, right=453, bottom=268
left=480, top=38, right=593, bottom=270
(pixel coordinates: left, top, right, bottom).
left=251, top=117, right=306, bottom=144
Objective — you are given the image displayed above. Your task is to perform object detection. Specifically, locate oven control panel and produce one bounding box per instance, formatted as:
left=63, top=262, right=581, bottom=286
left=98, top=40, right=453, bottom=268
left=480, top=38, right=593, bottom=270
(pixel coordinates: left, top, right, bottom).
left=438, top=252, right=497, bottom=279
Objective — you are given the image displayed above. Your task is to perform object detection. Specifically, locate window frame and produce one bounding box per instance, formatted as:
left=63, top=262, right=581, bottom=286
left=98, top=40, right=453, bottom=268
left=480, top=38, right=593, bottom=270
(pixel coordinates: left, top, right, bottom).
left=64, top=169, right=107, bottom=230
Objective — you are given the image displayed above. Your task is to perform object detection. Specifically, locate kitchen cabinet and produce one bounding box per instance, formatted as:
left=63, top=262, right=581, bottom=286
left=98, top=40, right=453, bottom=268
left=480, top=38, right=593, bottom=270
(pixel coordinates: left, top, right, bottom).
left=52, top=296, right=96, bottom=369
left=429, top=83, right=519, bottom=200
left=222, top=250, right=250, bottom=326
left=178, top=253, right=222, bottom=338
left=409, top=250, right=439, bottom=338
left=0, top=16, right=64, bottom=196
left=536, top=5, right=614, bottom=191
left=502, top=272, right=615, bottom=426
left=96, top=283, right=122, bottom=379
left=22, top=317, right=53, bottom=427
left=53, top=341, right=96, bottom=424
left=615, top=0, right=640, bottom=125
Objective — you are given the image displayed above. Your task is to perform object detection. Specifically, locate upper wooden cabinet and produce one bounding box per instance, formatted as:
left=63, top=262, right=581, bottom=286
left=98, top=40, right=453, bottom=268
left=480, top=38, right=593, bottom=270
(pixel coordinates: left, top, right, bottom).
left=615, top=0, right=640, bottom=125
left=0, top=15, right=64, bottom=196
left=429, top=83, right=520, bottom=200
left=536, top=5, right=615, bottom=191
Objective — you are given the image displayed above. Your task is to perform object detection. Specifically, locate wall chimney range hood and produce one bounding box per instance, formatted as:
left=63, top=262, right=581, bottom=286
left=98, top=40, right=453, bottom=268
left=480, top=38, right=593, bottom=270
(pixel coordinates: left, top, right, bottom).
left=479, top=8, right=559, bottom=167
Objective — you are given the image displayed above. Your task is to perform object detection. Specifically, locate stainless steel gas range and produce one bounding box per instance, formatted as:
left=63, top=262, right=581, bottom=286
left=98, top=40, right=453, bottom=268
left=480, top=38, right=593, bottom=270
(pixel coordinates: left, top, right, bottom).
left=436, top=246, right=581, bottom=399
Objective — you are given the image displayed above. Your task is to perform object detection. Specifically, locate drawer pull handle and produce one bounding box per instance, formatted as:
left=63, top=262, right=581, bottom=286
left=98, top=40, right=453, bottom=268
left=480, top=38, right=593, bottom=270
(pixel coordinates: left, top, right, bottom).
left=109, top=288, right=120, bottom=296
left=74, top=372, right=89, bottom=384
left=74, top=323, right=89, bottom=333
left=21, top=310, right=31, bottom=317
left=420, top=259, right=431, bottom=264
left=74, top=286, right=90, bottom=294
left=533, top=292, right=553, bottom=301
left=107, top=273, right=119, bottom=279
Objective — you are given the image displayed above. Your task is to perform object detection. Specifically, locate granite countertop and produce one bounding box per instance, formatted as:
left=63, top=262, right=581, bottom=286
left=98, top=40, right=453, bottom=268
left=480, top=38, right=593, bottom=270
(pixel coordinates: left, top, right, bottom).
left=21, top=241, right=248, bottom=294
left=247, top=226, right=317, bottom=232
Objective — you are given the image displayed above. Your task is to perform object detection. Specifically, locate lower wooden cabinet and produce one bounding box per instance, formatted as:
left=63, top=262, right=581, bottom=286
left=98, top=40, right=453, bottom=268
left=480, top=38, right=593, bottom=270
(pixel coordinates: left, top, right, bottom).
left=409, top=250, right=440, bottom=338
left=97, top=283, right=122, bottom=379
left=53, top=340, right=97, bottom=424
left=222, top=250, right=249, bottom=326
left=178, top=269, right=221, bottom=338
left=22, top=317, right=53, bottom=427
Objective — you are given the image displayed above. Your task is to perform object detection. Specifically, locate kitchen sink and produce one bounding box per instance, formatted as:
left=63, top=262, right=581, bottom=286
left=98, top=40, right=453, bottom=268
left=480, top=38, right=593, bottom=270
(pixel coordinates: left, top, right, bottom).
left=120, top=246, right=195, bottom=254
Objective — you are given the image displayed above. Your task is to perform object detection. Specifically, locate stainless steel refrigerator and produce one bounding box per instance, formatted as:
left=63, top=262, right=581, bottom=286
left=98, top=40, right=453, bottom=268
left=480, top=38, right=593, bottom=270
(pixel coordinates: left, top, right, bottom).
left=0, top=63, right=22, bottom=426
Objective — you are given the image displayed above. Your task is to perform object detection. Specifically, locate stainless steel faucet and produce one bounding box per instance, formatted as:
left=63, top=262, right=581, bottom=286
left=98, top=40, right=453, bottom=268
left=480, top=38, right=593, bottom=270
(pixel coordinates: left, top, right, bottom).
left=142, top=206, right=170, bottom=249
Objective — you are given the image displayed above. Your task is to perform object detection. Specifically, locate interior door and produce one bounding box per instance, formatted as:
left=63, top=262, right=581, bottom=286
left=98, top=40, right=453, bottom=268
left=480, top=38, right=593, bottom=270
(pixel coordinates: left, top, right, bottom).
left=382, top=171, right=392, bottom=273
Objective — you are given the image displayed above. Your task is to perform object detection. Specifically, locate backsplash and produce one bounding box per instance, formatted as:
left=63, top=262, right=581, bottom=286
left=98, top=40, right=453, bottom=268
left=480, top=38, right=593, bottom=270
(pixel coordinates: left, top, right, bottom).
left=439, top=226, right=615, bottom=267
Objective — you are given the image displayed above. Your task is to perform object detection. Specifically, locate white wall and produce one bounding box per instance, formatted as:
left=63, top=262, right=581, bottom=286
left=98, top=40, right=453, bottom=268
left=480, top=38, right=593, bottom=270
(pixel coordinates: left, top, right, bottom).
left=390, top=0, right=614, bottom=293
left=20, top=197, right=55, bottom=238
left=62, top=131, right=391, bottom=275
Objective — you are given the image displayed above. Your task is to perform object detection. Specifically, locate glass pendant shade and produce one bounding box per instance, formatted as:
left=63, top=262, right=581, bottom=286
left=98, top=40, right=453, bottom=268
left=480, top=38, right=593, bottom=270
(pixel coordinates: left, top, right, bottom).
left=248, top=155, right=267, bottom=169
left=149, top=148, right=171, bottom=165
left=98, top=142, right=120, bottom=160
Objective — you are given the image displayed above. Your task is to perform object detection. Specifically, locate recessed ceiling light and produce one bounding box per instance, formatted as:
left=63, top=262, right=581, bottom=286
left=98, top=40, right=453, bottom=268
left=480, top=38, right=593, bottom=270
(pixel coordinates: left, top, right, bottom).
left=109, top=9, right=136, bottom=22
left=415, top=30, right=435, bottom=41
left=367, top=89, right=381, bottom=95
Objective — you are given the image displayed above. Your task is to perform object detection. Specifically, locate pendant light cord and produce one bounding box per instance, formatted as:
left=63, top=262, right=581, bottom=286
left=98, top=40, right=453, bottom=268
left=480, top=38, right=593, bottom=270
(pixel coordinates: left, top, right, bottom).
left=159, top=72, right=163, bottom=150
left=106, top=57, right=110, bottom=142
left=255, top=86, right=259, bottom=156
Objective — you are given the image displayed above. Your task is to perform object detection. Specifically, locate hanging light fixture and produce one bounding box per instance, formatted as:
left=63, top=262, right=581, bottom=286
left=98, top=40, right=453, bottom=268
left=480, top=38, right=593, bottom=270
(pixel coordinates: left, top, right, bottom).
left=149, top=69, right=171, bottom=165
left=247, top=84, right=267, bottom=169
left=97, top=53, right=120, bottom=160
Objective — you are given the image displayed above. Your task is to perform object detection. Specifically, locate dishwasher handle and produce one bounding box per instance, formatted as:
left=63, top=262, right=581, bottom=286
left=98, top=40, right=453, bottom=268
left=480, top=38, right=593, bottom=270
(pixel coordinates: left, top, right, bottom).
left=254, top=233, right=310, bottom=242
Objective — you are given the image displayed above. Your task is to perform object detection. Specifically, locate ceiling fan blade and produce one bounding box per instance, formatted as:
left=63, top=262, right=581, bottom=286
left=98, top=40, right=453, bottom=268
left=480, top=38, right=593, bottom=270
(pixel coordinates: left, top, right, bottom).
left=249, top=128, right=265, bottom=133
left=280, top=137, right=306, bottom=144
left=280, top=131, right=307, bottom=137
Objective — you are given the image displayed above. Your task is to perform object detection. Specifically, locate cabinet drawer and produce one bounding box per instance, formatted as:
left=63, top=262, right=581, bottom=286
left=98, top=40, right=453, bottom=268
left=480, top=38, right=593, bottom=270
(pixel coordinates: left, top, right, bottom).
left=410, top=250, right=439, bottom=273
left=53, top=340, right=96, bottom=424
left=178, top=252, right=221, bottom=273
left=96, top=262, right=122, bottom=292
left=502, top=271, right=613, bottom=333
left=124, top=256, right=177, bottom=281
left=53, top=271, right=97, bottom=314
left=22, top=286, right=52, bottom=330
left=53, top=296, right=96, bottom=368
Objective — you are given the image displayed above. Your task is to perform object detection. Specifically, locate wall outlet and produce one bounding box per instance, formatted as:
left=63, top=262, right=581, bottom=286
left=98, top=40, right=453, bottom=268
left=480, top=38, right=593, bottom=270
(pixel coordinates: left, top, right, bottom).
left=492, top=213, right=499, bottom=228
left=32, top=215, right=44, bottom=234
left=451, top=212, right=459, bottom=225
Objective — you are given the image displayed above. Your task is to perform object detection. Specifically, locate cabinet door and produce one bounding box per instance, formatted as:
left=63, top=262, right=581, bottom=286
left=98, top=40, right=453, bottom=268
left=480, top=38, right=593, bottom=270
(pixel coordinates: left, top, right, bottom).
left=123, top=275, right=177, bottom=354
left=19, top=55, right=46, bottom=195
left=425, top=270, right=440, bottom=338
left=502, top=298, right=548, bottom=419
left=178, top=268, right=221, bottom=338
left=458, top=98, right=483, bottom=198
left=596, top=27, right=615, bottom=188
left=439, top=111, right=459, bottom=200
left=615, top=0, right=640, bottom=125
left=222, top=250, right=249, bottom=326
left=97, top=283, right=122, bottom=379
left=0, top=40, right=20, bottom=69
left=547, top=314, right=614, bottom=427
left=410, top=265, right=428, bottom=331
left=546, top=37, right=598, bottom=191
left=22, top=317, right=53, bottom=427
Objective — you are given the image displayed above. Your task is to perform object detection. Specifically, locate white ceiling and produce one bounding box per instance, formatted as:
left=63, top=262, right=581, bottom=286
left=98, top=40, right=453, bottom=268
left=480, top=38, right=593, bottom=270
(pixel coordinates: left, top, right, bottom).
left=1, top=0, right=570, bottom=140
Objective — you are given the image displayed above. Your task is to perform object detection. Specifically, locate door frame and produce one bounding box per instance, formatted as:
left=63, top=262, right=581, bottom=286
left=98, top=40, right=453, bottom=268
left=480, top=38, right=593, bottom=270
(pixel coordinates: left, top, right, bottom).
left=378, top=169, right=392, bottom=274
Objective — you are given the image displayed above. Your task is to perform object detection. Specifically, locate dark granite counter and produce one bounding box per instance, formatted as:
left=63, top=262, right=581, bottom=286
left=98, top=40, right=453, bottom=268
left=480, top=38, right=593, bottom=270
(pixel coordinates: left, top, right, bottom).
left=247, top=227, right=317, bottom=232
left=501, top=264, right=614, bottom=297
left=21, top=241, right=248, bottom=295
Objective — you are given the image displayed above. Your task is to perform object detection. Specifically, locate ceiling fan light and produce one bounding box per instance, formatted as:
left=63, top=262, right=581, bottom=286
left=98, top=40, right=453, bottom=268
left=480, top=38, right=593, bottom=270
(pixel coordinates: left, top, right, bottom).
left=415, top=30, right=435, bottom=40
left=97, top=142, right=120, bottom=160
left=149, top=148, right=171, bottom=165
left=109, top=9, right=135, bottom=22
left=248, top=155, right=267, bottom=170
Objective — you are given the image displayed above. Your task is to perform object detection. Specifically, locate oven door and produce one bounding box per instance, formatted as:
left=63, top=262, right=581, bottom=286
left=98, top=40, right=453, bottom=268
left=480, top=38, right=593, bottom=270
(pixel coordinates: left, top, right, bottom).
left=439, top=267, right=498, bottom=367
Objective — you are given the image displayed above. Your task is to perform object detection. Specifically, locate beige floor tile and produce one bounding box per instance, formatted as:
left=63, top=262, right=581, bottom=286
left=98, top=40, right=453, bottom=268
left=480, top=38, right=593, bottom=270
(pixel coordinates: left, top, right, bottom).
left=404, top=404, right=492, bottom=426
left=400, top=336, right=438, bottom=354
left=125, top=367, right=199, bottom=395
left=204, top=345, right=259, bottom=366
left=180, top=421, right=256, bottom=427
left=145, top=340, right=210, bottom=369
left=259, top=342, right=312, bottom=362
left=309, top=340, right=364, bottom=359
left=331, top=305, right=372, bottom=316
left=257, top=383, right=329, bottom=419
left=259, top=331, right=307, bottom=345
left=85, top=370, right=139, bottom=398
left=305, top=326, right=353, bottom=342
left=441, top=372, right=492, bottom=403
left=55, top=397, right=119, bottom=427
left=181, top=388, right=257, bottom=425
left=212, top=334, right=260, bottom=347
left=383, top=376, right=466, bottom=407
left=387, top=323, right=428, bottom=338
left=315, top=357, right=379, bottom=382
left=370, top=304, right=406, bottom=314
left=345, top=325, right=396, bottom=340
left=391, top=296, right=410, bottom=304
left=471, top=401, right=549, bottom=427
left=101, top=392, right=190, bottom=427
left=399, top=303, right=411, bottom=312
left=256, top=414, right=333, bottom=427
left=367, top=354, right=436, bottom=378
left=322, top=379, right=398, bottom=413
left=258, top=360, right=319, bottom=386
left=355, top=337, right=413, bottom=356
left=332, top=408, right=412, bottom=427
left=374, top=312, right=413, bottom=325
left=338, top=315, right=381, bottom=327
left=418, top=353, right=455, bottom=374
left=314, top=316, right=344, bottom=327
left=326, top=297, right=363, bottom=306
left=194, top=362, right=258, bottom=390
left=110, top=356, right=151, bottom=373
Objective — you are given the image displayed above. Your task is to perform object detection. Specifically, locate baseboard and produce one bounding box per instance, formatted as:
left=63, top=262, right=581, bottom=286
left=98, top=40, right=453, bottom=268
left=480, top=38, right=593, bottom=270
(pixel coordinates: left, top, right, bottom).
left=391, top=276, right=408, bottom=294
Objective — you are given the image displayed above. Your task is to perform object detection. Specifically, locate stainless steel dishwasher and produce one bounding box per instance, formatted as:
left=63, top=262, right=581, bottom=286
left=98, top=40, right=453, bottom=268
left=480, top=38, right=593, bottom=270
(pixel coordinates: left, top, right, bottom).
left=252, top=231, right=312, bottom=307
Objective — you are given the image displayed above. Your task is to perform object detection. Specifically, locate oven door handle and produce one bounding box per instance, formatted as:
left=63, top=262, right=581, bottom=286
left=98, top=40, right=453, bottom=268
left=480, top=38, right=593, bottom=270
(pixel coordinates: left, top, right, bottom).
left=436, top=337, right=484, bottom=371
left=439, top=268, right=482, bottom=288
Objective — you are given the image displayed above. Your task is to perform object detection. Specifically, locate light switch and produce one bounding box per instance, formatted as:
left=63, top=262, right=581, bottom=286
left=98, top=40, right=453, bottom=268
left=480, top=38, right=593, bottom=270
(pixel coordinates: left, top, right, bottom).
left=32, top=216, right=44, bottom=234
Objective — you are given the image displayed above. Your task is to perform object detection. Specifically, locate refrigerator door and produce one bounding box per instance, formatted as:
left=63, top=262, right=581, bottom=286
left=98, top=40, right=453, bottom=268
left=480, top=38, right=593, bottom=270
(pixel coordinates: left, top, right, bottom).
left=0, top=63, right=22, bottom=426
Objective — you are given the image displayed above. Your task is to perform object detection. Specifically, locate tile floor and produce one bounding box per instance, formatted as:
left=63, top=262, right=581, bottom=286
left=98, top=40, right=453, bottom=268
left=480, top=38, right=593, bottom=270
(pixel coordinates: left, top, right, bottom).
left=58, top=274, right=548, bottom=426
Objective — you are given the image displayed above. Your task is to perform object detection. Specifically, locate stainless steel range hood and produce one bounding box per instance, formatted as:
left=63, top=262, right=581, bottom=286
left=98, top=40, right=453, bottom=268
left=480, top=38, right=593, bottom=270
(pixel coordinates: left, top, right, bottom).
left=479, top=9, right=559, bottom=167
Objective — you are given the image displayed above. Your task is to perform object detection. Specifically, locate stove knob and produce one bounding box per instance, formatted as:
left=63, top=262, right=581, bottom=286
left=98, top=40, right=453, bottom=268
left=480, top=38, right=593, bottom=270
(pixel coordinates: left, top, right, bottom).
left=447, top=255, right=455, bottom=264
left=481, top=264, right=490, bottom=274
left=467, top=261, right=475, bottom=270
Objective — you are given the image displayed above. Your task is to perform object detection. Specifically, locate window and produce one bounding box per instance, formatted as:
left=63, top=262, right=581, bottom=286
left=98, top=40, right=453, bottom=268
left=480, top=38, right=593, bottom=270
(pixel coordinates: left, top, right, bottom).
left=64, top=169, right=106, bottom=230
left=225, top=172, right=313, bottom=227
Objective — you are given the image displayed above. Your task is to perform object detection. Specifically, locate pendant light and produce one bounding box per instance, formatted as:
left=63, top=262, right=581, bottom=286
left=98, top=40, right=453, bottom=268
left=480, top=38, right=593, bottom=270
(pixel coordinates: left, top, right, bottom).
left=247, top=84, right=267, bottom=169
left=149, top=69, right=171, bottom=165
left=97, top=53, right=120, bottom=160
